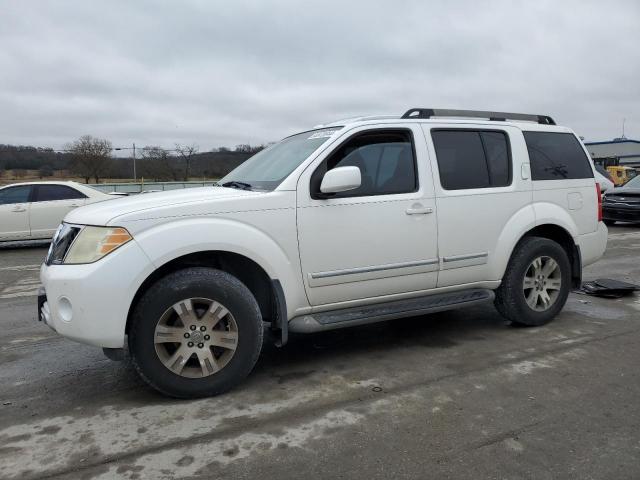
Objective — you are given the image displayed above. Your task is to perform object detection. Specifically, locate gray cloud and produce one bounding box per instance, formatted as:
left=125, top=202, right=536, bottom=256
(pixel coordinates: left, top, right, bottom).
left=1, top=0, right=638, bottom=152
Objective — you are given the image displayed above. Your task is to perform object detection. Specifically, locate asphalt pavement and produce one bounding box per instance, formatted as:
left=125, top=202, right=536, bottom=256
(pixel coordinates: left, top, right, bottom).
left=1, top=227, right=639, bottom=480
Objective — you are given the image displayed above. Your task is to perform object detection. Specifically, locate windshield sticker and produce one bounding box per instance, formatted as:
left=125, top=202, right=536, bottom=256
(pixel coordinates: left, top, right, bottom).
left=308, top=129, right=339, bottom=139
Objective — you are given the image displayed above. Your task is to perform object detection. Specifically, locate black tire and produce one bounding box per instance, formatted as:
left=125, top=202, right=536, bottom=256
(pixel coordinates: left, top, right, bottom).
left=495, top=237, right=571, bottom=327
left=129, top=267, right=263, bottom=398
left=603, top=219, right=616, bottom=226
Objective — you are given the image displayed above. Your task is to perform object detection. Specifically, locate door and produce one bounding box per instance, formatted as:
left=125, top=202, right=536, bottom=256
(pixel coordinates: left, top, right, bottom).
left=0, top=185, right=32, bottom=241
left=296, top=125, right=439, bottom=307
left=424, top=125, right=533, bottom=287
left=30, top=184, right=87, bottom=238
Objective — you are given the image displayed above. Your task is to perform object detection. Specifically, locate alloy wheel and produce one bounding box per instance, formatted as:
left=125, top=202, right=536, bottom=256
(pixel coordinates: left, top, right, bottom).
left=154, top=297, right=238, bottom=378
left=523, top=256, right=562, bottom=312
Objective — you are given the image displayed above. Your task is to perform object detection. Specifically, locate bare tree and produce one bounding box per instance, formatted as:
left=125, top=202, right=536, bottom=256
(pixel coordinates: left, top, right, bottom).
left=175, top=144, right=199, bottom=181
left=67, top=135, right=112, bottom=183
left=234, top=144, right=252, bottom=153
left=235, top=144, right=266, bottom=154
left=139, top=146, right=180, bottom=181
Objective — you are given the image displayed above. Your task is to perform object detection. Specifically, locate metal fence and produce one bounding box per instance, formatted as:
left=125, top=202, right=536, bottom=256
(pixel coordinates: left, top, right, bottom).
left=90, top=180, right=218, bottom=194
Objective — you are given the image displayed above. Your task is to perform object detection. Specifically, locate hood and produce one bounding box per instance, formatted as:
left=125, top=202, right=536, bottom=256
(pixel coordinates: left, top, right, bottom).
left=606, top=187, right=640, bottom=197
left=64, top=186, right=263, bottom=225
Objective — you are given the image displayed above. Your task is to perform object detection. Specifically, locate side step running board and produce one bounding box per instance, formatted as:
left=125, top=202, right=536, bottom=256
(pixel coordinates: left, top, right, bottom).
left=288, top=288, right=494, bottom=333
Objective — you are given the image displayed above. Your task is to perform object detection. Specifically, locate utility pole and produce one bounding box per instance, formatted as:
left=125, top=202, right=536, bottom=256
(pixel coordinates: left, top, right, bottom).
left=132, top=142, right=137, bottom=181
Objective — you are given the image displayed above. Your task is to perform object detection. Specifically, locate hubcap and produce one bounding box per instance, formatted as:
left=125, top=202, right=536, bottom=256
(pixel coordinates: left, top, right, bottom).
left=523, top=256, right=562, bottom=312
left=154, top=298, right=238, bottom=378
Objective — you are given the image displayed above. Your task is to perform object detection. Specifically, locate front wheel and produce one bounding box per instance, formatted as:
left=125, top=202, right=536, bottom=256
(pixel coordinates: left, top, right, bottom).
left=495, top=237, right=571, bottom=327
left=129, top=267, right=263, bottom=398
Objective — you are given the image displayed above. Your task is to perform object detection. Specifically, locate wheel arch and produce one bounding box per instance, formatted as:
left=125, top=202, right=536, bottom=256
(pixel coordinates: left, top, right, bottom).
left=125, top=250, right=289, bottom=344
left=520, top=224, right=582, bottom=288
left=125, top=216, right=307, bottom=339
left=499, top=223, right=582, bottom=289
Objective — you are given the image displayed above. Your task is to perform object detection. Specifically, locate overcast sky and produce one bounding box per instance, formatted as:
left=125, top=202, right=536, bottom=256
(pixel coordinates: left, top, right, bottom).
left=1, top=0, right=639, bottom=153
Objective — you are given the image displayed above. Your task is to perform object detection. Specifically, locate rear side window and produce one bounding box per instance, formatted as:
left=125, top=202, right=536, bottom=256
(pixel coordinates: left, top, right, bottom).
left=35, top=185, right=86, bottom=202
left=0, top=185, right=32, bottom=205
left=431, top=130, right=511, bottom=190
left=523, top=132, right=593, bottom=180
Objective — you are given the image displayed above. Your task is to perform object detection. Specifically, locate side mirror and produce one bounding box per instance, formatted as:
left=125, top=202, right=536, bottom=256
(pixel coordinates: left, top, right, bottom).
left=319, top=166, right=361, bottom=194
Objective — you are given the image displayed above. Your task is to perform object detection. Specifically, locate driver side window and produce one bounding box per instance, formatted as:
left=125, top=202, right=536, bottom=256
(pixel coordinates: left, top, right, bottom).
left=311, top=129, right=418, bottom=199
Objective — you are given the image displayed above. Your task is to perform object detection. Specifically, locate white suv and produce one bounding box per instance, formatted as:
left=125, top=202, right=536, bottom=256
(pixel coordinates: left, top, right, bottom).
left=38, top=108, right=608, bottom=398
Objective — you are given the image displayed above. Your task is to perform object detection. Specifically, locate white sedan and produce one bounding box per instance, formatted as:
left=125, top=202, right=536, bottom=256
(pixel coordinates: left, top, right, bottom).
left=0, top=181, right=115, bottom=242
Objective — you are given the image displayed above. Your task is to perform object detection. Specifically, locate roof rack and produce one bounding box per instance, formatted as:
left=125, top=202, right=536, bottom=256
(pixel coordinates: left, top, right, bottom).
left=401, top=108, right=555, bottom=125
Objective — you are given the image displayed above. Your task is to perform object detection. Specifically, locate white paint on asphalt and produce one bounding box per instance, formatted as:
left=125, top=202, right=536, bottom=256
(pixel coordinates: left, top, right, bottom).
left=0, top=376, right=382, bottom=479
left=91, top=409, right=366, bottom=480
left=504, top=437, right=525, bottom=452
left=608, top=231, right=640, bottom=241
left=505, top=347, right=587, bottom=378
left=0, top=276, right=41, bottom=299
left=0, top=264, right=40, bottom=272
left=9, top=335, right=51, bottom=344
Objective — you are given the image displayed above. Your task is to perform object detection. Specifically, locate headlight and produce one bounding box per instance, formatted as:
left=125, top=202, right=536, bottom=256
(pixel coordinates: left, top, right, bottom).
left=46, top=224, right=81, bottom=265
left=63, top=226, right=132, bottom=264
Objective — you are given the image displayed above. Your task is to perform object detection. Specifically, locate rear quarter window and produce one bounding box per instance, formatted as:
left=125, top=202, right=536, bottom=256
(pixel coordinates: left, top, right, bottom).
left=524, top=132, right=593, bottom=180
left=35, top=185, right=86, bottom=202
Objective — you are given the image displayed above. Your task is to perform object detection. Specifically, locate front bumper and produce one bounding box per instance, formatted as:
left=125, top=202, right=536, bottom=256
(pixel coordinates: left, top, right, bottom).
left=603, top=205, right=640, bottom=223
left=38, top=239, right=155, bottom=348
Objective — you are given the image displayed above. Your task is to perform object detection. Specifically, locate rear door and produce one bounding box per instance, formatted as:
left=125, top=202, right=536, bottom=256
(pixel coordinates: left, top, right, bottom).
left=0, top=185, right=32, bottom=241
left=30, top=185, right=87, bottom=239
left=424, top=125, right=533, bottom=287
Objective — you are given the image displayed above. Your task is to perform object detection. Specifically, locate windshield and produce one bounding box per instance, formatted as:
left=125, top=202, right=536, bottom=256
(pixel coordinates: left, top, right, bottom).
left=219, top=128, right=341, bottom=191
left=623, top=175, right=640, bottom=189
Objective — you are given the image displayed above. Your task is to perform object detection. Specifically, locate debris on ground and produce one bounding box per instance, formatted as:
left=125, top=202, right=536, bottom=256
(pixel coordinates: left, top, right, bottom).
left=577, top=279, right=640, bottom=298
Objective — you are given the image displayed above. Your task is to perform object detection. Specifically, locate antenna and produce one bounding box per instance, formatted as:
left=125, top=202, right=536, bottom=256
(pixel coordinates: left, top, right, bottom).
left=622, top=118, right=626, bottom=139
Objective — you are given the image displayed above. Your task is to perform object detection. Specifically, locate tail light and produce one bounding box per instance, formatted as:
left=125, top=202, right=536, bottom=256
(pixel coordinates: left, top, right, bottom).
left=596, top=183, right=602, bottom=222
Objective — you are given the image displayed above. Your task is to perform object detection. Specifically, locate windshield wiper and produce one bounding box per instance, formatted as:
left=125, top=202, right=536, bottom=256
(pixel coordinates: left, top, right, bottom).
left=221, top=181, right=253, bottom=191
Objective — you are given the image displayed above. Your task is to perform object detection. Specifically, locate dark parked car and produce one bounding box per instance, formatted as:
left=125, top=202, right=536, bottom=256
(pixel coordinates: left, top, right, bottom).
left=602, top=175, right=640, bottom=225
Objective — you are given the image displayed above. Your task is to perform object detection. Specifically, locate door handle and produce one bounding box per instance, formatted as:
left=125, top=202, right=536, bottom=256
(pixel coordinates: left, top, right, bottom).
left=68, top=204, right=80, bottom=208
left=11, top=206, right=26, bottom=213
left=405, top=206, right=433, bottom=215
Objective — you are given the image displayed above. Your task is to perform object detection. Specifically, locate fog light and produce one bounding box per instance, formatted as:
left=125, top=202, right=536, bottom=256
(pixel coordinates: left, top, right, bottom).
left=58, top=297, right=73, bottom=323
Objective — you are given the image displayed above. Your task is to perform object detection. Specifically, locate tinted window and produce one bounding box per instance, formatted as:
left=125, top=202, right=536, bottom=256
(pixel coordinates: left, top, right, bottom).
left=431, top=130, right=511, bottom=190
left=311, top=130, right=417, bottom=198
left=0, top=186, right=31, bottom=205
left=482, top=131, right=510, bottom=187
left=524, top=132, right=593, bottom=180
left=35, top=185, right=86, bottom=202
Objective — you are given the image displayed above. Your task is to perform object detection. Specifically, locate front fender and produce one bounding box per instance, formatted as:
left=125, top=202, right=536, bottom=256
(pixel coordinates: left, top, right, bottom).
left=131, top=216, right=307, bottom=318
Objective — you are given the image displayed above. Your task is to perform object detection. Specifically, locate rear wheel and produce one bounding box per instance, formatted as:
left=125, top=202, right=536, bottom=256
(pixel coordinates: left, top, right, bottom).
left=129, top=267, right=263, bottom=398
left=495, top=237, right=571, bottom=326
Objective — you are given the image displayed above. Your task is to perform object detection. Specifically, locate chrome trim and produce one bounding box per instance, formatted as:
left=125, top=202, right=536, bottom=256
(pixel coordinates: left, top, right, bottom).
left=442, top=253, right=488, bottom=263
left=310, top=259, right=439, bottom=280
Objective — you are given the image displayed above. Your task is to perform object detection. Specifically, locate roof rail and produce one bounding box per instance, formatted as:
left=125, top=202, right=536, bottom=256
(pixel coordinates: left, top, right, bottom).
left=401, top=108, right=555, bottom=125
